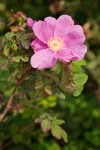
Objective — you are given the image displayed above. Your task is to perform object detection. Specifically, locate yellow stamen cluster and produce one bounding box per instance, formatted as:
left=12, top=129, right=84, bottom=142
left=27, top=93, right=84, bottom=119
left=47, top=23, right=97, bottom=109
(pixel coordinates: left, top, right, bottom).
left=47, top=37, right=63, bottom=51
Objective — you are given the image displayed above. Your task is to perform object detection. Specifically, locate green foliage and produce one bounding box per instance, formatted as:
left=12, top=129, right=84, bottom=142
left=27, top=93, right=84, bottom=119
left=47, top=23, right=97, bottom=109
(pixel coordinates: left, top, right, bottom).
left=73, top=73, right=88, bottom=86
left=18, top=32, right=31, bottom=49
left=73, top=73, right=88, bottom=96
left=13, top=134, right=23, bottom=143
left=72, top=60, right=88, bottom=96
left=35, top=114, right=68, bottom=142
left=62, top=129, right=68, bottom=143
left=51, top=125, right=62, bottom=140
left=13, top=55, right=29, bottom=62
left=5, top=32, right=16, bottom=39
left=0, top=0, right=100, bottom=149
left=52, top=119, right=65, bottom=125
left=72, top=60, right=86, bottom=73
left=41, top=119, right=52, bottom=133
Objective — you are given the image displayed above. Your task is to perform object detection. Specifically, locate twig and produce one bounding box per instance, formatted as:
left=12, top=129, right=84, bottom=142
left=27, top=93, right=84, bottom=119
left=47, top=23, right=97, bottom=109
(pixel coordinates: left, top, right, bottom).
left=0, top=68, right=33, bottom=121
left=1, top=140, right=13, bottom=150
left=23, top=103, right=38, bottom=109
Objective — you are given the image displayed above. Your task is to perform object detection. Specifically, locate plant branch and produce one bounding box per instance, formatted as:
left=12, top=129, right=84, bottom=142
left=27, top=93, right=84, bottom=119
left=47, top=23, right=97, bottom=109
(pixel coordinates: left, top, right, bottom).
left=0, top=68, right=33, bottom=121
left=23, top=103, right=38, bottom=109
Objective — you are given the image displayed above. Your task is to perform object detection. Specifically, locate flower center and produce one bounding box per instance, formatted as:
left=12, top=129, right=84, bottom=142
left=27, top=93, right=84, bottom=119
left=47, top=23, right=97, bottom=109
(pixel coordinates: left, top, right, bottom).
left=47, top=37, right=63, bottom=51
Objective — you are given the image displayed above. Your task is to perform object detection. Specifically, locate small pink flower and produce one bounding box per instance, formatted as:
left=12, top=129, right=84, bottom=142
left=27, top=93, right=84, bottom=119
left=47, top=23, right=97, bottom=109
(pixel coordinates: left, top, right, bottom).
left=27, top=15, right=87, bottom=70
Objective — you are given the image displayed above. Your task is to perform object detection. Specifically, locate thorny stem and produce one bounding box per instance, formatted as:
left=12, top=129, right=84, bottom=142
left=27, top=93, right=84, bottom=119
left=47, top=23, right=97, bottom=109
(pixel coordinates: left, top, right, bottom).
left=0, top=68, right=33, bottom=122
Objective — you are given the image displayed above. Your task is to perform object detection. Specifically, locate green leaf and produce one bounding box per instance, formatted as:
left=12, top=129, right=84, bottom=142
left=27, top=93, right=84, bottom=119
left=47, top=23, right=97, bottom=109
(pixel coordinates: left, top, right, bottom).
left=20, top=55, right=29, bottom=62
left=18, top=32, right=30, bottom=49
left=12, top=55, right=29, bottom=63
left=73, top=85, right=84, bottom=97
left=48, top=115, right=57, bottom=121
left=51, top=62, right=61, bottom=74
left=8, top=42, right=18, bottom=51
left=23, top=108, right=32, bottom=118
left=72, top=59, right=86, bottom=73
left=35, top=114, right=49, bottom=123
left=62, top=129, right=68, bottom=143
left=13, top=134, right=23, bottom=143
left=0, top=3, right=6, bottom=11
left=52, top=119, right=65, bottom=125
left=11, top=43, right=18, bottom=51
left=35, top=117, right=43, bottom=123
left=21, top=40, right=30, bottom=49
left=12, top=56, right=21, bottom=62
left=51, top=125, right=62, bottom=139
left=73, top=73, right=88, bottom=86
left=41, top=119, right=52, bottom=133
left=6, top=41, right=13, bottom=48
left=4, top=47, right=9, bottom=56
left=47, top=143, right=60, bottom=150
left=5, top=32, right=16, bottom=39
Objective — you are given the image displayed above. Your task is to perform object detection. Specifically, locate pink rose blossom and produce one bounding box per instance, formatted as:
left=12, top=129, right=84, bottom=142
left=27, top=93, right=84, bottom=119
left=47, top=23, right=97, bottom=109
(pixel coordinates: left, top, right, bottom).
left=26, top=18, right=36, bottom=29
left=27, top=15, right=87, bottom=70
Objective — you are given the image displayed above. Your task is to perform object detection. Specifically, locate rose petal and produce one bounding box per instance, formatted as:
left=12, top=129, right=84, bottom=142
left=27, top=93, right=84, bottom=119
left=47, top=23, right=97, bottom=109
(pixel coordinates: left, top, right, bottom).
left=26, top=18, right=36, bottom=29
left=54, top=48, right=73, bottom=62
left=30, top=49, right=56, bottom=69
left=54, top=15, right=74, bottom=39
left=71, top=44, right=87, bottom=59
left=64, top=25, right=85, bottom=47
left=33, top=21, right=55, bottom=44
left=44, top=17, right=56, bottom=26
left=31, top=38, right=47, bottom=52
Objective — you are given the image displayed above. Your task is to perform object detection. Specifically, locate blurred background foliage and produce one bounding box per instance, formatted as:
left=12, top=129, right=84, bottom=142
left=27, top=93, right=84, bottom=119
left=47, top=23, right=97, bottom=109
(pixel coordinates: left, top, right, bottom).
left=0, top=0, right=100, bottom=149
